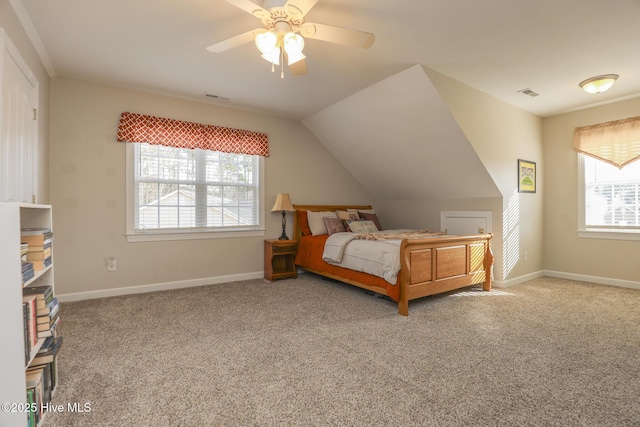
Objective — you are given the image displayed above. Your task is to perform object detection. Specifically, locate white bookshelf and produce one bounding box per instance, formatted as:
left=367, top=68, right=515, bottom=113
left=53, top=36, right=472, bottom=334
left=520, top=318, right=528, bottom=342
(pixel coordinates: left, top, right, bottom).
left=0, top=203, right=55, bottom=426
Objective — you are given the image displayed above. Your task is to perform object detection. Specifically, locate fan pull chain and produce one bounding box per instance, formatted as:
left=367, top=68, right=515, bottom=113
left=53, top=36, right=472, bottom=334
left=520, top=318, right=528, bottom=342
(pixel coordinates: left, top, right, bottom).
left=280, top=49, right=284, bottom=78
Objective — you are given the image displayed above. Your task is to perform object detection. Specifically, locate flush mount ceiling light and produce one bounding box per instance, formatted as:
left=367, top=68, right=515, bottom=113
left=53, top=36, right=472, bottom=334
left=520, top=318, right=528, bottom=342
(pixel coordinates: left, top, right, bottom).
left=579, top=74, right=619, bottom=94
left=206, top=0, right=375, bottom=78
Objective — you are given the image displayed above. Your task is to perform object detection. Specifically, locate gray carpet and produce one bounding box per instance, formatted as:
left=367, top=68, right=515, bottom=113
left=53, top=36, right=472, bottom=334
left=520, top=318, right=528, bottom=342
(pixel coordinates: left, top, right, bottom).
left=46, top=275, right=639, bottom=427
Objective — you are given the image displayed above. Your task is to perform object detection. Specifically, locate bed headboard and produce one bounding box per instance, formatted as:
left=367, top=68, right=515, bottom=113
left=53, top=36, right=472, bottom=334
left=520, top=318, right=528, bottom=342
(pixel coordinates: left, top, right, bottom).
left=292, top=204, right=372, bottom=240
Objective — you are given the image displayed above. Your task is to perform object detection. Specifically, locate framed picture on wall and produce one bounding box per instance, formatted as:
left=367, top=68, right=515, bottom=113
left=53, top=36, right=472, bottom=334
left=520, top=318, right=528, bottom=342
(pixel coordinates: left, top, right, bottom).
left=518, top=159, right=536, bottom=193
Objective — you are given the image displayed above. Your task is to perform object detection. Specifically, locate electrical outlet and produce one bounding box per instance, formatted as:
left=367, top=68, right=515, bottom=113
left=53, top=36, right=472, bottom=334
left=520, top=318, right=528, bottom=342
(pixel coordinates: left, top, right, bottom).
left=107, top=257, right=117, bottom=271
left=524, top=251, right=528, bottom=261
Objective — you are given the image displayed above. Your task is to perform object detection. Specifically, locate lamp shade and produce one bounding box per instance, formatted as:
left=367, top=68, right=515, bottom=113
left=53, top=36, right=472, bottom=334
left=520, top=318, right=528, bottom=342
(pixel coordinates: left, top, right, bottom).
left=261, top=48, right=281, bottom=65
left=271, top=193, right=294, bottom=212
left=579, top=74, right=618, bottom=94
left=255, top=31, right=281, bottom=65
left=284, top=32, right=305, bottom=65
left=255, top=31, right=278, bottom=55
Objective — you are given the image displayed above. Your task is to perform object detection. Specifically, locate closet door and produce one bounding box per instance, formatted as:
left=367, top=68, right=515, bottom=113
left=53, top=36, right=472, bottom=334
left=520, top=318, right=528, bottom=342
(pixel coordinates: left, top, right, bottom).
left=0, top=29, right=39, bottom=203
left=440, top=211, right=493, bottom=235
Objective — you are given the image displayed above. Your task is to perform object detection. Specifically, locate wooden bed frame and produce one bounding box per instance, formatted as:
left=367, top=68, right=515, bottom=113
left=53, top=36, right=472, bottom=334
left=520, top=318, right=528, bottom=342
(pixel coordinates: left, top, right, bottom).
left=293, top=205, right=494, bottom=316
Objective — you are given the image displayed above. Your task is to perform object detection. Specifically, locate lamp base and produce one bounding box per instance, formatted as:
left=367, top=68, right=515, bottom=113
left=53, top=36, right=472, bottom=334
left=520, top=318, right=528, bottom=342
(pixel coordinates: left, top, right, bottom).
left=279, top=211, right=289, bottom=240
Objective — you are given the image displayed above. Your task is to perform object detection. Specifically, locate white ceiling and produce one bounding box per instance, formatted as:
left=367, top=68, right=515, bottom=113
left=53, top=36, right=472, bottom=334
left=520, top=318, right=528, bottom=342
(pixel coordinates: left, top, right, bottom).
left=14, top=0, right=640, bottom=121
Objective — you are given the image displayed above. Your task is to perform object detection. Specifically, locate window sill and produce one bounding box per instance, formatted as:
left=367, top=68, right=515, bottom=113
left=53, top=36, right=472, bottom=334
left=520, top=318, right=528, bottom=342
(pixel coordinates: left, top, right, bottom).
left=578, top=229, right=640, bottom=241
left=126, top=228, right=265, bottom=243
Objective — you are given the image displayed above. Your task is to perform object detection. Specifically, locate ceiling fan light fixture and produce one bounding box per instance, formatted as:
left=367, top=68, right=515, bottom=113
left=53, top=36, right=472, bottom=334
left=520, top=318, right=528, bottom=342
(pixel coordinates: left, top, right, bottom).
left=286, top=50, right=306, bottom=65
left=261, top=48, right=281, bottom=65
left=255, top=31, right=278, bottom=55
left=284, top=32, right=304, bottom=53
left=284, top=32, right=305, bottom=65
left=208, top=0, right=376, bottom=78
left=579, top=74, right=619, bottom=94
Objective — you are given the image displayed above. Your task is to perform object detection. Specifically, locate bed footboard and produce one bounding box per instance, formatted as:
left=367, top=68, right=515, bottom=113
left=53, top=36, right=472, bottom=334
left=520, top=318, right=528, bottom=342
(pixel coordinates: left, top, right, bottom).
left=397, top=234, right=493, bottom=316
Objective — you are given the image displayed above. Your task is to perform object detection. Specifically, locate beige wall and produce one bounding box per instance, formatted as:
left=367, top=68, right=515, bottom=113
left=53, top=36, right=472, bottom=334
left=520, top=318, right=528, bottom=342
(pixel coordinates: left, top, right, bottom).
left=543, top=97, right=640, bottom=284
left=49, top=77, right=373, bottom=295
left=377, top=198, right=502, bottom=232
left=394, top=67, right=544, bottom=284
left=1, top=0, right=50, bottom=203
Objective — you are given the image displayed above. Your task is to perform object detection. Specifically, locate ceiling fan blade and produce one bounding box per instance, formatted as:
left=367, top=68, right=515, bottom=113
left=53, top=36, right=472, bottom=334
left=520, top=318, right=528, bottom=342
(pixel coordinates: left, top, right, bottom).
left=206, top=29, right=265, bottom=53
left=225, top=0, right=270, bottom=19
left=300, top=22, right=375, bottom=49
left=284, top=0, right=319, bottom=19
left=289, top=58, right=308, bottom=76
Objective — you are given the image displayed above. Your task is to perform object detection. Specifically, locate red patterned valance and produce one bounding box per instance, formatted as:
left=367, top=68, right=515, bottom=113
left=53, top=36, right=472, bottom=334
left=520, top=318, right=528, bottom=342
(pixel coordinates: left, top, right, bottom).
left=116, top=111, right=269, bottom=157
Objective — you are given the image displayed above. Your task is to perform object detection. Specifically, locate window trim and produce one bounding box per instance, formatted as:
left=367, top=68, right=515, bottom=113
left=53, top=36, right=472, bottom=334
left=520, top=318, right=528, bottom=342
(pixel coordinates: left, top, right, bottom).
left=125, top=143, right=265, bottom=242
left=577, top=153, right=640, bottom=241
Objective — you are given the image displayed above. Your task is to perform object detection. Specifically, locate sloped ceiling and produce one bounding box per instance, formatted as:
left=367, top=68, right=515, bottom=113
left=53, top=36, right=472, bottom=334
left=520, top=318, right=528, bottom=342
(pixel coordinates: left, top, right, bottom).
left=303, top=64, right=501, bottom=200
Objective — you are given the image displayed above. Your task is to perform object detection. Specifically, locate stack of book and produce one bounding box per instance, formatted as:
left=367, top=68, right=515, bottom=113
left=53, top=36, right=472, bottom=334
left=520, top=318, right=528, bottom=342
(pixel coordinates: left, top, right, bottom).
left=37, top=299, right=60, bottom=339
left=22, top=285, right=59, bottom=342
left=31, top=336, right=63, bottom=367
left=22, top=261, right=35, bottom=283
left=26, top=336, right=63, bottom=426
left=22, top=283, right=63, bottom=426
left=26, top=367, right=44, bottom=427
left=21, top=228, right=53, bottom=272
left=22, top=296, right=38, bottom=365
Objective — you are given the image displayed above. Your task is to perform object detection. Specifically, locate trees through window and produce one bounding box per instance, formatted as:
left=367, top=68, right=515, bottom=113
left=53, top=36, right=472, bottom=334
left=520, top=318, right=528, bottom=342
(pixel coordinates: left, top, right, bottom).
left=132, top=143, right=261, bottom=233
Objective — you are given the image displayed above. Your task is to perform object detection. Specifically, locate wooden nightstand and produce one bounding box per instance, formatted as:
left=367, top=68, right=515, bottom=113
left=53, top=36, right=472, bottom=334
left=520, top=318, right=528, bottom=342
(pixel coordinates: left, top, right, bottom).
left=264, top=239, right=298, bottom=281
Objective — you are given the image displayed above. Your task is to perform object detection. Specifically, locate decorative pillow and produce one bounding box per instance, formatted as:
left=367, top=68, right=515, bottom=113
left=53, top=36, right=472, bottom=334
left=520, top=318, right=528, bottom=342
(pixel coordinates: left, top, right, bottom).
left=336, top=210, right=359, bottom=221
left=347, top=219, right=379, bottom=234
left=336, top=210, right=359, bottom=231
left=323, top=217, right=346, bottom=235
left=296, top=210, right=312, bottom=236
left=307, top=211, right=339, bottom=235
left=358, top=211, right=383, bottom=231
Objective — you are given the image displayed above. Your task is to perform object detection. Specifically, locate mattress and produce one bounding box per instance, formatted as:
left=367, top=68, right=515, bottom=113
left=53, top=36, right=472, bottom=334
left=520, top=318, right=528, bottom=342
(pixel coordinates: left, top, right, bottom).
left=294, top=234, right=400, bottom=302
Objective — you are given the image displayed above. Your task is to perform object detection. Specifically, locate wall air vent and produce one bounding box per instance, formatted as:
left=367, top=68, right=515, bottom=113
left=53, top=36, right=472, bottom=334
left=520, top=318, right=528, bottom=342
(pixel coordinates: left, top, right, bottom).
left=518, top=88, right=539, bottom=97
left=204, top=93, right=231, bottom=101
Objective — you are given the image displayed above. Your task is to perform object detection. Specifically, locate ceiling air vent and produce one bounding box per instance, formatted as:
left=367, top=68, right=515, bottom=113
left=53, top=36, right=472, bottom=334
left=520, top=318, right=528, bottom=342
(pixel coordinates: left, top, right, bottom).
left=518, top=88, right=539, bottom=97
left=204, top=93, right=231, bottom=101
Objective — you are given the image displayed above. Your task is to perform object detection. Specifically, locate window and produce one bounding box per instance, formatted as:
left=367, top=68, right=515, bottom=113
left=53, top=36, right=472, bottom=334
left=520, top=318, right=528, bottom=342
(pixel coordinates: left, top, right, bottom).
left=578, top=154, right=640, bottom=240
left=126, top=143, right=264, bottom=242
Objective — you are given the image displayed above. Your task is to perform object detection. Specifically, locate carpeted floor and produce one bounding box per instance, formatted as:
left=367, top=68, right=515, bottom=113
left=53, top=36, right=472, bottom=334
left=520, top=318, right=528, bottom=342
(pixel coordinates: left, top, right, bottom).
left=46, top=275, right=639, bottom=426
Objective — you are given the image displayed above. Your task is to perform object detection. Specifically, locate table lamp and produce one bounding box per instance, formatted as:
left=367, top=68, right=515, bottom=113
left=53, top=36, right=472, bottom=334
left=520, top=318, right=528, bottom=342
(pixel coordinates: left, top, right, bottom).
left=271, top=193, right=295, bottom=240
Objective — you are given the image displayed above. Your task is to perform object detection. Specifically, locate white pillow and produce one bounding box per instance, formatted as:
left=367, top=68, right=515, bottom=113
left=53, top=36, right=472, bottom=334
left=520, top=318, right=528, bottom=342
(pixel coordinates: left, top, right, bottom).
left=307, top=211, right=338, bottom=235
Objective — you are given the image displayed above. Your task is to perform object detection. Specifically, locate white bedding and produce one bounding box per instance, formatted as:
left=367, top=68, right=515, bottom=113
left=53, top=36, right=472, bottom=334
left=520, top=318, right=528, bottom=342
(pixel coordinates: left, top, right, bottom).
left=322, top=230, right=410, bottom=284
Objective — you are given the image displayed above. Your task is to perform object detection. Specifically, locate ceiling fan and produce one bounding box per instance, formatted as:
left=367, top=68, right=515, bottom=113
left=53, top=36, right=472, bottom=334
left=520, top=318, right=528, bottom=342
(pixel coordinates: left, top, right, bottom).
left=206, top=0, right=375, bottom=77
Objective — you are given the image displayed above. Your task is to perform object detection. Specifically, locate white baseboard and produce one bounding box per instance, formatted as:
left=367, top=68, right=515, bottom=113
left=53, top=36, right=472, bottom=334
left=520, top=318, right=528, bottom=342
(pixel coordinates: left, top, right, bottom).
left=543, top=270, right=640, bottom=291
left=57, top=271, right=264, bottom=302
left=494, top=269, right=640, bottom=291
left=493, top=271, right=545, bottom=288
left=57, top=269, right=639, bottom=303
